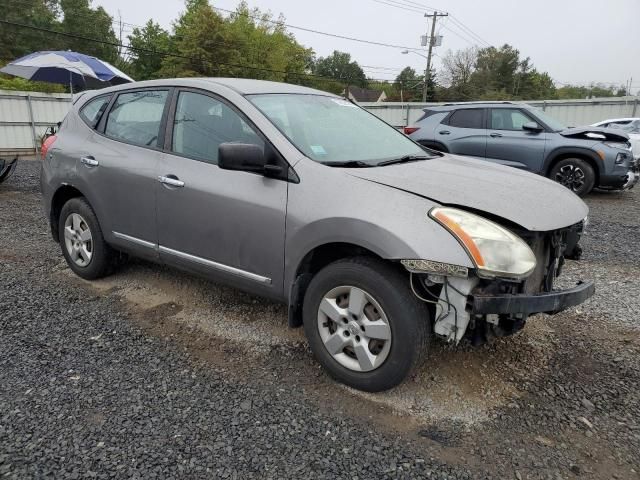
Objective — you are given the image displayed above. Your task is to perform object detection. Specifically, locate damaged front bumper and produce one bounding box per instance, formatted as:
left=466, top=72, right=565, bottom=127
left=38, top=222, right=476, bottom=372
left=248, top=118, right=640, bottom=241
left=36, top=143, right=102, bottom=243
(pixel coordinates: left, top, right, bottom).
left=422, top=275, right=595, bottom=345
left=472, top=280, right=595, bottom=316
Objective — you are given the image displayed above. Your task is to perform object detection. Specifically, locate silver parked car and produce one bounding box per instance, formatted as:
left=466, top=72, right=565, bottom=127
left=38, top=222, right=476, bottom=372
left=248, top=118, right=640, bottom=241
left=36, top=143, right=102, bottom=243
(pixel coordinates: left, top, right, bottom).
left=41, top=79, right=594, bottom=391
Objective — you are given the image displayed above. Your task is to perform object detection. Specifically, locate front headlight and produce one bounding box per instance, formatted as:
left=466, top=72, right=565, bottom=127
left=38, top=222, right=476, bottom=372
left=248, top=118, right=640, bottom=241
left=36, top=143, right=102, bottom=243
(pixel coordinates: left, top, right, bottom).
left=430, top=207, right=536, bottom=279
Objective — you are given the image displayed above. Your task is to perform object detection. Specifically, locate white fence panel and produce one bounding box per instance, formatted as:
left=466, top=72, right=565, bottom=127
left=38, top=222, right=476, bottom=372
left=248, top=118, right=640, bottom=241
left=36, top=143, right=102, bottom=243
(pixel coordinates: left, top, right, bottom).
left=1, top=89, right=639, bottom=155
left=0, top=89, right=71, bottom=156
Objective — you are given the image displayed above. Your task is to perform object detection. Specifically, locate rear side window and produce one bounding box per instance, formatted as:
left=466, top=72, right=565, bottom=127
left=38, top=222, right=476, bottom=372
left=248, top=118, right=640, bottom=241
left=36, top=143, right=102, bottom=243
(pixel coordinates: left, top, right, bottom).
left=415, top=109, right=442, bottom=123
left=80, top=95, right=111, bottom=128
left=105, top=90, right=168, bottom=147
left=448, top=109, right=484, bottom=129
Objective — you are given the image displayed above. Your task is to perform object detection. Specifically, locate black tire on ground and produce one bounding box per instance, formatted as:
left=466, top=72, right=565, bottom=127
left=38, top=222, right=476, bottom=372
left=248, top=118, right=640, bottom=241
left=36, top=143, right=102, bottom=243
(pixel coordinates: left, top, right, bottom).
left=58, top=197, right=116, bottom=280
left=302, top=257, right=430, bottom=392
left=549, top=158, right=596, bottom=197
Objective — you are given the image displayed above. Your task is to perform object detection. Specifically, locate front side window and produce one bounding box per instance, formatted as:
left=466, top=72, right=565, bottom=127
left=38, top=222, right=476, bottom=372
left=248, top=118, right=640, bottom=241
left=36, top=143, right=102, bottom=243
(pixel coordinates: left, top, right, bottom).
left=105, top=90, right=168, bottom=147
left=490, top=109, right=534, bottom=131
left=172, top=91, right=263, bottom=164
left=448, top=109, right=484, bottom=129
left=249, top=94, right=428, bottom=165
left=80, top=95, right=111, bottom=128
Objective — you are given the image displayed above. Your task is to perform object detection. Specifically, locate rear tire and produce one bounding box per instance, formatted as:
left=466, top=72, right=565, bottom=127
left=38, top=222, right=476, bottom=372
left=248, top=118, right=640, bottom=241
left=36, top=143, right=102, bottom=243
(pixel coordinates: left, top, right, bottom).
left=549, top=158, right=595, bottom=197
left=58, top=197, right=116, bottom=280
left=302, top=257, right=430, bottom=392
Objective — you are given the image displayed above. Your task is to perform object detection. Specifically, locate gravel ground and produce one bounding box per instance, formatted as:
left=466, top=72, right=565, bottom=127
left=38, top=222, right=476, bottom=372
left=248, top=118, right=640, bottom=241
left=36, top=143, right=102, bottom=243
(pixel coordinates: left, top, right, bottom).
left=1, top=158, right=639, bottom=479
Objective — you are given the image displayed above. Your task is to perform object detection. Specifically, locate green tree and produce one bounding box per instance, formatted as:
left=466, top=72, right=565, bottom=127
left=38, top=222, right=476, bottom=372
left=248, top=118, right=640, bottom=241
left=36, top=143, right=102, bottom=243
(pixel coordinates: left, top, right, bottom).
left=160, top=0, right=231, bottom=77
left=220, top=2, right=312, bottom=82
left=0, top=0, right=59, bottom=62
left=127, top=20, right=171, bottom=80
left=57, top=0, right=119, bottom=62
left=393, top=66, right=422, bottom=101
left=312, top=50, right=367, bottom=87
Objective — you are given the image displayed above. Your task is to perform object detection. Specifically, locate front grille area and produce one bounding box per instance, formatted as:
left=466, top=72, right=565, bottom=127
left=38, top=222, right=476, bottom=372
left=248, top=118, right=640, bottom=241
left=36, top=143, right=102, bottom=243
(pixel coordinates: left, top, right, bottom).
left=517, top=221, right=584, bottom=295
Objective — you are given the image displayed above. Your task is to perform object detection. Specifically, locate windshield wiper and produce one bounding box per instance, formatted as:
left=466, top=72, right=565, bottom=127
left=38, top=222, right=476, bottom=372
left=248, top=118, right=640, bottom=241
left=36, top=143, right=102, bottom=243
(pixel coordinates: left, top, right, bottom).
left=376, top=155, right=433, bottom=167
left=320, top=160, right=373, bottom=168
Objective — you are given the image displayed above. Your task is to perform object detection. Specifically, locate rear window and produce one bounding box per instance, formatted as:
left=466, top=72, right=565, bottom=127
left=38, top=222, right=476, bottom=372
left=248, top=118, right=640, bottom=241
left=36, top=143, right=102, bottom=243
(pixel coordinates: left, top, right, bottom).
left=79, top=95, right=111, bottom=128
left=448, top=109, right=484, bottom=129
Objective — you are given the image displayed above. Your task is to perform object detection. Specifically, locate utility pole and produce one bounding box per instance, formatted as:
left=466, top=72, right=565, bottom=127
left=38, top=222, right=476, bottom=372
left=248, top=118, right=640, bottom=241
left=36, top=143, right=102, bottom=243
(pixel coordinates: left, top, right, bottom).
left=423, top=11, right=447, bottom=102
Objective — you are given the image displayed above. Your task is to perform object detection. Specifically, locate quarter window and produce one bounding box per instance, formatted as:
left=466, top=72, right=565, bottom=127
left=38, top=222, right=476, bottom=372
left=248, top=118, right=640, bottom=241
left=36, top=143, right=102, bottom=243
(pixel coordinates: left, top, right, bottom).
left=105, top=90, right=168, bottom=147
left=448, top=109, right=484, bottom=129
left=80, top=95, right=111, bottom=128
left=171, top=91, right=263, bottom=164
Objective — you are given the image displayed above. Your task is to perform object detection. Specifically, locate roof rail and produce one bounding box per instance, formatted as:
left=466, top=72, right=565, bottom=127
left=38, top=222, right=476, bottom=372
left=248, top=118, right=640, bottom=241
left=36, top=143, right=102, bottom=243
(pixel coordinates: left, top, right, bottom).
left=442, top=101, right=515, bottom=106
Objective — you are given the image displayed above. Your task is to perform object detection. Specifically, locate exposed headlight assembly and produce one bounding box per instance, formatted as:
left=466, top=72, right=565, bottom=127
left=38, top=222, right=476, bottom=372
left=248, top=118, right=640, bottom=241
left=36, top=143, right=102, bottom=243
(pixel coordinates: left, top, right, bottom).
left=430, top=207, right=536, bottom=280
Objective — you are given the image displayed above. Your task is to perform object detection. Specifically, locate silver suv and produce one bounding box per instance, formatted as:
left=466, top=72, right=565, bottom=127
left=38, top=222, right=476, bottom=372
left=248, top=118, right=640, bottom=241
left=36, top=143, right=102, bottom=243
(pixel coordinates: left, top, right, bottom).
left=41, top=79, right=594, bottom=391
left=406, top=102, right=638, bottom=196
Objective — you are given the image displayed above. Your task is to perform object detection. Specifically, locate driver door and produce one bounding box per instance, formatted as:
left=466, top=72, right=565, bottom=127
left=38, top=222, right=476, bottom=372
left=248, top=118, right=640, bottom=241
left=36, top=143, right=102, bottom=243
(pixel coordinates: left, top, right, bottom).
left=156, top=89, right=288, bottom=298
left=485, top=108, right=547, bottom=173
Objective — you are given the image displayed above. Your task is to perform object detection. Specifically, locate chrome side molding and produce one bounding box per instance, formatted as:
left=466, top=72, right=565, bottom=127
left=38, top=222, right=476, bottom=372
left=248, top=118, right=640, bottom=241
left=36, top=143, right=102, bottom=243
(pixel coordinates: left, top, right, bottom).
left=112, top=231, right=271, bottom=285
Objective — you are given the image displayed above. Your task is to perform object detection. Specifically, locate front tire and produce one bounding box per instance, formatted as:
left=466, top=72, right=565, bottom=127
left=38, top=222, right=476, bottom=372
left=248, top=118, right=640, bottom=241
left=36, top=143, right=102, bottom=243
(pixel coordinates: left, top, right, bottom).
left=58, top=197, right=115, bottom=280
left=302, top=257, right=430, bottom=392
left=549, top=158, right=595, bottom=197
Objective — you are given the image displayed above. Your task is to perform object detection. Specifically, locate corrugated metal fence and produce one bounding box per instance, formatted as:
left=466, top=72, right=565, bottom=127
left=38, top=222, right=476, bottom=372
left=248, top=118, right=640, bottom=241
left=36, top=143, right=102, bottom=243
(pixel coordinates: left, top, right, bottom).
left=361, top=97, right=640, bottom=128
left=0, top=89, right=71, bottom=156
left=1, top=89, right=639, bottom=154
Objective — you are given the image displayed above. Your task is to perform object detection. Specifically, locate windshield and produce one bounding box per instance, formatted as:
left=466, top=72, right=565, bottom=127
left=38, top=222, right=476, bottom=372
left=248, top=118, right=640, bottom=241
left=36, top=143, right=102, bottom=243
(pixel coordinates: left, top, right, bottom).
left=527, top=107, right=567, bottom=132
left=248, top=94, right=429, bottom=165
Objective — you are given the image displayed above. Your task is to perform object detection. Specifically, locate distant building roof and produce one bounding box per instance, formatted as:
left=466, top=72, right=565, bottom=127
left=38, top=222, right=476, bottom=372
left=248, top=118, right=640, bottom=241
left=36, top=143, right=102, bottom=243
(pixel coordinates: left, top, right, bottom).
left=344, top=86, right=387, bottom=103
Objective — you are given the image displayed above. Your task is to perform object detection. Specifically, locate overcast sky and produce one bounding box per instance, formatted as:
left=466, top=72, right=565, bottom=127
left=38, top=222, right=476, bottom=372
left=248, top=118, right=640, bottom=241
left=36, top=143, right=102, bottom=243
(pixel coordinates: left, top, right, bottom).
left=95, top=0, right=640, bottom=93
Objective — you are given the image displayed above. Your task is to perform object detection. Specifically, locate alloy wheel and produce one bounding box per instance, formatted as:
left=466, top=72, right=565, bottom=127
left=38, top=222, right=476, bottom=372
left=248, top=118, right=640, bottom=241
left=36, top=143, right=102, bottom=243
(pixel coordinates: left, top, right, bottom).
left=555, top=164, right=585, bottom=192
left=317, top=286, right=392, bottom=372
left=63, top=213, right=93, bottom=267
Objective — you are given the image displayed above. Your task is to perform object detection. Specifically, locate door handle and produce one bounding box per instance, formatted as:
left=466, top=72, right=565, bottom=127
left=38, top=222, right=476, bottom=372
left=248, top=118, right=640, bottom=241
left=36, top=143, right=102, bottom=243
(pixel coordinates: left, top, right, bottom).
left=490, top=132, right=503, bottom=138
left=80, top=156, right=99, bottom=167
left=439, top=130, right=450, bottom=135
left=158, top=175, right=185, bottom=188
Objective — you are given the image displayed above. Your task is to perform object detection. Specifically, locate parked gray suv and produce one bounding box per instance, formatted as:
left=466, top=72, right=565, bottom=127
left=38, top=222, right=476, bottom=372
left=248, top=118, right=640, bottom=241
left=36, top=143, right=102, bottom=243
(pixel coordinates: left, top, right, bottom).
left=41, top=79, right=594, bottom=391
left=406, top=102, right=638, bottom=196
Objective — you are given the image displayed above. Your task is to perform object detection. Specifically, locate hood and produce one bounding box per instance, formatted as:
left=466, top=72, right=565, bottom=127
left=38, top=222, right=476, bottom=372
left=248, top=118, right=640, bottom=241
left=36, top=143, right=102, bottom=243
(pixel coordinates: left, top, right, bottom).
left=347, top=155, right=588, bottom=232
left=560, top=126, right=630, bottom=143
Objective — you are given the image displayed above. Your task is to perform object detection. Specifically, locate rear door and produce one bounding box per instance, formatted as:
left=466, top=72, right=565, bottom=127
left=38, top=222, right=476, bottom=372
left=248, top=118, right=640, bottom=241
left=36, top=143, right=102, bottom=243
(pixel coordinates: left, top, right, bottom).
left=437, top=108, right=487, bottom=157
left=485, top=108, right=547, bottom=172
left=155, top=89, right=288, bottom=298
left=79, top=88, right=170, bottom=259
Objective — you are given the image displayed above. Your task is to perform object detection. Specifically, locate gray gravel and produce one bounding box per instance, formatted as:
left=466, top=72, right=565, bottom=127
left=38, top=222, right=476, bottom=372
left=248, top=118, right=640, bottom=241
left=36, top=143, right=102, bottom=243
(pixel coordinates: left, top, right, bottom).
left=1, top=158, right=640, bottom=479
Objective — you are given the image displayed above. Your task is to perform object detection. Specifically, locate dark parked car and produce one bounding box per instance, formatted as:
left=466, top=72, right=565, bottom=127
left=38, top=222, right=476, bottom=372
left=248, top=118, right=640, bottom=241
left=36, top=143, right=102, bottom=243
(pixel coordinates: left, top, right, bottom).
left=41, top=79, right=594, bottom=391
left=405, top=102, right=638, bottom=196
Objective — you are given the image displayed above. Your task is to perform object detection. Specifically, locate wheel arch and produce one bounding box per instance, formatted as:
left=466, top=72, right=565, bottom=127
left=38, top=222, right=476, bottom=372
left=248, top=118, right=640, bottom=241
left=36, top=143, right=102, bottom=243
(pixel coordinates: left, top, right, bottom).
left=287, top=242, right=398, bottom=328
left=49, top=184, right=86, bottom=242
left=544, top=148, right=602, bottom=185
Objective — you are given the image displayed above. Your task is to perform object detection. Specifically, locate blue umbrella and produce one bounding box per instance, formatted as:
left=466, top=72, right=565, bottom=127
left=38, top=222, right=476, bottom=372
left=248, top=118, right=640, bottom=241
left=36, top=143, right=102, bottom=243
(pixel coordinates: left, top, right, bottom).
left=0, top=50, right=134, bottom=92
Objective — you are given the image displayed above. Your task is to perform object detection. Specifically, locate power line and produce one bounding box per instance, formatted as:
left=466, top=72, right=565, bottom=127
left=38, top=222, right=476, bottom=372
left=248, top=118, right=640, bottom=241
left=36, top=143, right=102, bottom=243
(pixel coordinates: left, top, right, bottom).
left=448, top=15, right=491, bottom=47
left=377, top=0, right=492, bottom=46
left=0, top=19, right=404, bottom=86
left=212, top=5, right=425, bottom=51
left=368, top=0, right=426, bottom=13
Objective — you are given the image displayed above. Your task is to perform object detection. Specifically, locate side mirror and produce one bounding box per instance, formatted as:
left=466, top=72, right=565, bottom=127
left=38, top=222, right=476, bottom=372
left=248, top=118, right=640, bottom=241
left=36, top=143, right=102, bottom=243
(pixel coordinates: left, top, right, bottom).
left=218, top=143, right=267, bottom=173
left=522, top=121, right=543, bottom=133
